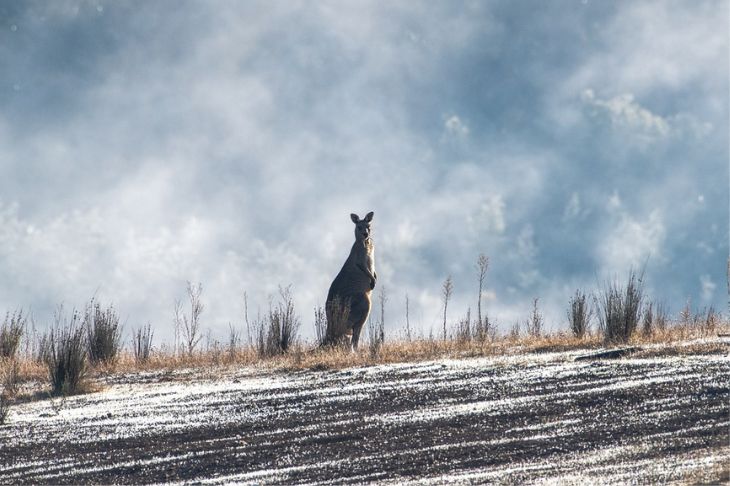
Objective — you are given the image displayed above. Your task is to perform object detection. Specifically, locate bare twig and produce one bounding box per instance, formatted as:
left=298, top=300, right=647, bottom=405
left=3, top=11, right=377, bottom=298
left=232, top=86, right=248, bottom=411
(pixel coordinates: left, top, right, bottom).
left=476, top=254, right=489, bottom=338
left=405, top=293, right=411, bottom=341
left=132, top=323, right=153, bottom=364
left=314, top=307, right=326, bottom=347
left=243, top=291, right=251, bottom=346
left=442, top=276, right=453, bottom=340
left=526, top=298, right=543, bottom=337
left=568, top=289, right=592, bottom=338
left=174, top=282, right=204, bottom=355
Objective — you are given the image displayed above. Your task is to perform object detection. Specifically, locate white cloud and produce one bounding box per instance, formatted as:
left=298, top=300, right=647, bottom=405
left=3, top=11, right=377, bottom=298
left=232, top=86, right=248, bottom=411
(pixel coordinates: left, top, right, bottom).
left=696, top=241, right=714, bottom=256
left=581, top=89, right=713, bottom=143
left=607, top=191, right=622, bottom=211
left=394, top=220, right=418, bottom=247
left=598, top=210, right=666, bottom=271
left=566, top=2, right=726, bottom=98
left=475, top=195, right=506, bottom=234
left=516, top=225, right=537, bottom=261
left=563, top=192, right=589, bottom=222
left=550, top=2, right=724, bottom=143
left=581, top=89, right=669, bottom=139
left=700, top=274, right=716, bottom=303
left=444, top=115, right=469, bottom=137
left=0, top=198, right=220, bottom=322
left=514, top=225, right=540, bottom=288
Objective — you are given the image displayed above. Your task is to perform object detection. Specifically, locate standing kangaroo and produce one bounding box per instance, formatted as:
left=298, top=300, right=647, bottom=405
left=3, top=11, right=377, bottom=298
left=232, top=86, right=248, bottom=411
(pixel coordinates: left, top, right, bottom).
left=325, top=211, right=376, bottom=350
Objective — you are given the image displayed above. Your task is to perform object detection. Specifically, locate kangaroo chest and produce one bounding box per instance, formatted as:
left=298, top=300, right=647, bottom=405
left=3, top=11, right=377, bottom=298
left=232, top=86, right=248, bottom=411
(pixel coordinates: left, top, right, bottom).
left=334, top=241, right=375, bottom=293
left=363, top=242, right=375, bottom=272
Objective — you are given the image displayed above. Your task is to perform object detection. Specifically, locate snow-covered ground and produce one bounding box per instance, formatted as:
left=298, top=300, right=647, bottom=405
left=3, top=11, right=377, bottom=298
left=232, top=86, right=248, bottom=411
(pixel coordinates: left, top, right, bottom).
left=1, top=344, right=728, bottom=484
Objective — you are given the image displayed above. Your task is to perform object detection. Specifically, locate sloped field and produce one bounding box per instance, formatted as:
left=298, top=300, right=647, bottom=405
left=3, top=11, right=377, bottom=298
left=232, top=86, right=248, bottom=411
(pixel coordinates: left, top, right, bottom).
left=1, top=346, right=728, bottom=484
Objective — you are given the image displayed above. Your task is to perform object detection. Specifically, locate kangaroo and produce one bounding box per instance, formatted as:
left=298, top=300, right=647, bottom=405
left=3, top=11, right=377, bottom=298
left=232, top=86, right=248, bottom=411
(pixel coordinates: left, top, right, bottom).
left=325, top=211, right=376, bottom=350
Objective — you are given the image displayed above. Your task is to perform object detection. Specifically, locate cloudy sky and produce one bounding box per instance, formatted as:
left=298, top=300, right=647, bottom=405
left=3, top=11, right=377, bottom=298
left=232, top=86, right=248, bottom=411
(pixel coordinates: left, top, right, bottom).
left=0, top=0, right=727, bottom=343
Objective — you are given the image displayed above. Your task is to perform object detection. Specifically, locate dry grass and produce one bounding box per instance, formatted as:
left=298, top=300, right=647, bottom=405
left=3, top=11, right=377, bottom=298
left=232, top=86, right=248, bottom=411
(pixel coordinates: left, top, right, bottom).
left=2, top=358, right=46, bottom=383
left=628, top=320, right=726, bottom=345
left=3, top=317, right=728, bottom=399
left=632, top=341, right=729, bottom=358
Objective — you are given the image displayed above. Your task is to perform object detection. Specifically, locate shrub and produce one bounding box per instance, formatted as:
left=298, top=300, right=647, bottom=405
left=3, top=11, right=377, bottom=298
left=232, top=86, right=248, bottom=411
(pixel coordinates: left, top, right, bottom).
left=132, top=323, right=154, bottom=364
left=654, top=302, right=668, bottom=332
left=24, top=318, right=40, bottom=362
left=509, top=321, right=521, bottom=341
left=255, top=286, right=301, bottom=358
left=596, top=268, right=644, bottom=344
left=369, top=286, right=387, bottom=356
left=252, top=314, right=268, bottom=358
left=475, top=254, right=491, bottom=341
left=174, top=282, right=204, bottom=355
left=526, top=298, right=543, bottom=337
left=243, top=291, right=252, bottom=346
left=368, top=317, right=385, bottom=357
left=455, top=309, right=472, bottom=343
left=313, top=306, right=327, bottom=347
left=85, top=300, right=122, bottom=365
left=0, top=310, right=26, bottom=359
left=568, top=290, right=592, bottom=338
left=404, top=294, right=412, bottom=341
left=642, top=301, right=654, bottom=336
left=2, top=359, right=20, bottom=398
left=274, top=286, right=299, bottom=353
left=641, top=300, right=669, bottom=337
left=227, top=323, right=241, bottom=360
left=265, top=310, right=281, bottom=357
left=678, top=299, right=692, bottom=327
left=474, top=314, right=491, bottom=342
left=442, top=276, right=453, bottom=340
left=0, top=395, right=10, bottom=425
left=43, top=309, right=87, bottom=396
left=367, top=319, right=383, bottom=357
left=702, top=307, right=719, bottom=334
left=679, top=301, right=720, bottom=336
left=324, top=297, right=351, bottom=346
left=35, top=332, right=49, bottom=364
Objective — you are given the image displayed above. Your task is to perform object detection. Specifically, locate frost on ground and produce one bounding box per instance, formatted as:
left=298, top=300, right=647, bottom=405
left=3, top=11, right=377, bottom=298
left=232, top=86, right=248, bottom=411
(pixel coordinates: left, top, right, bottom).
left=0, top=346, right=728, bottom=484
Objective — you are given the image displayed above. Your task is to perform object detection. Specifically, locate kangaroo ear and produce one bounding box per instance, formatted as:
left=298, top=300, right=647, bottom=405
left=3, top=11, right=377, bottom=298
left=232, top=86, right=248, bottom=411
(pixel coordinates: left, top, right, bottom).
left=350, top=213, right=360, bottom=223
left=364, top=211, right=374, bottom=222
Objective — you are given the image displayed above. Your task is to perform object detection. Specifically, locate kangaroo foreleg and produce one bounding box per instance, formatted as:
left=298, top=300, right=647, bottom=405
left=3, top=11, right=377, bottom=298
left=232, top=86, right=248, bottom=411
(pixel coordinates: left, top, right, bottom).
left=357, top=263, right=376, bottom=289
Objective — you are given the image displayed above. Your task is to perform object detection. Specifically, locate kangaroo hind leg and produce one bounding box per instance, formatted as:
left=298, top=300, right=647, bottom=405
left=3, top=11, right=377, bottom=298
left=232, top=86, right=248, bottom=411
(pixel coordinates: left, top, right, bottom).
left=348, top=294, right=371, bottom=351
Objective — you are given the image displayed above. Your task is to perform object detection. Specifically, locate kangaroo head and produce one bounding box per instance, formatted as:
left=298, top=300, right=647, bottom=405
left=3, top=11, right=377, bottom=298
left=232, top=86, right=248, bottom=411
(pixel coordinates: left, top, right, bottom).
left=350, top=211, right=374, bottom=242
